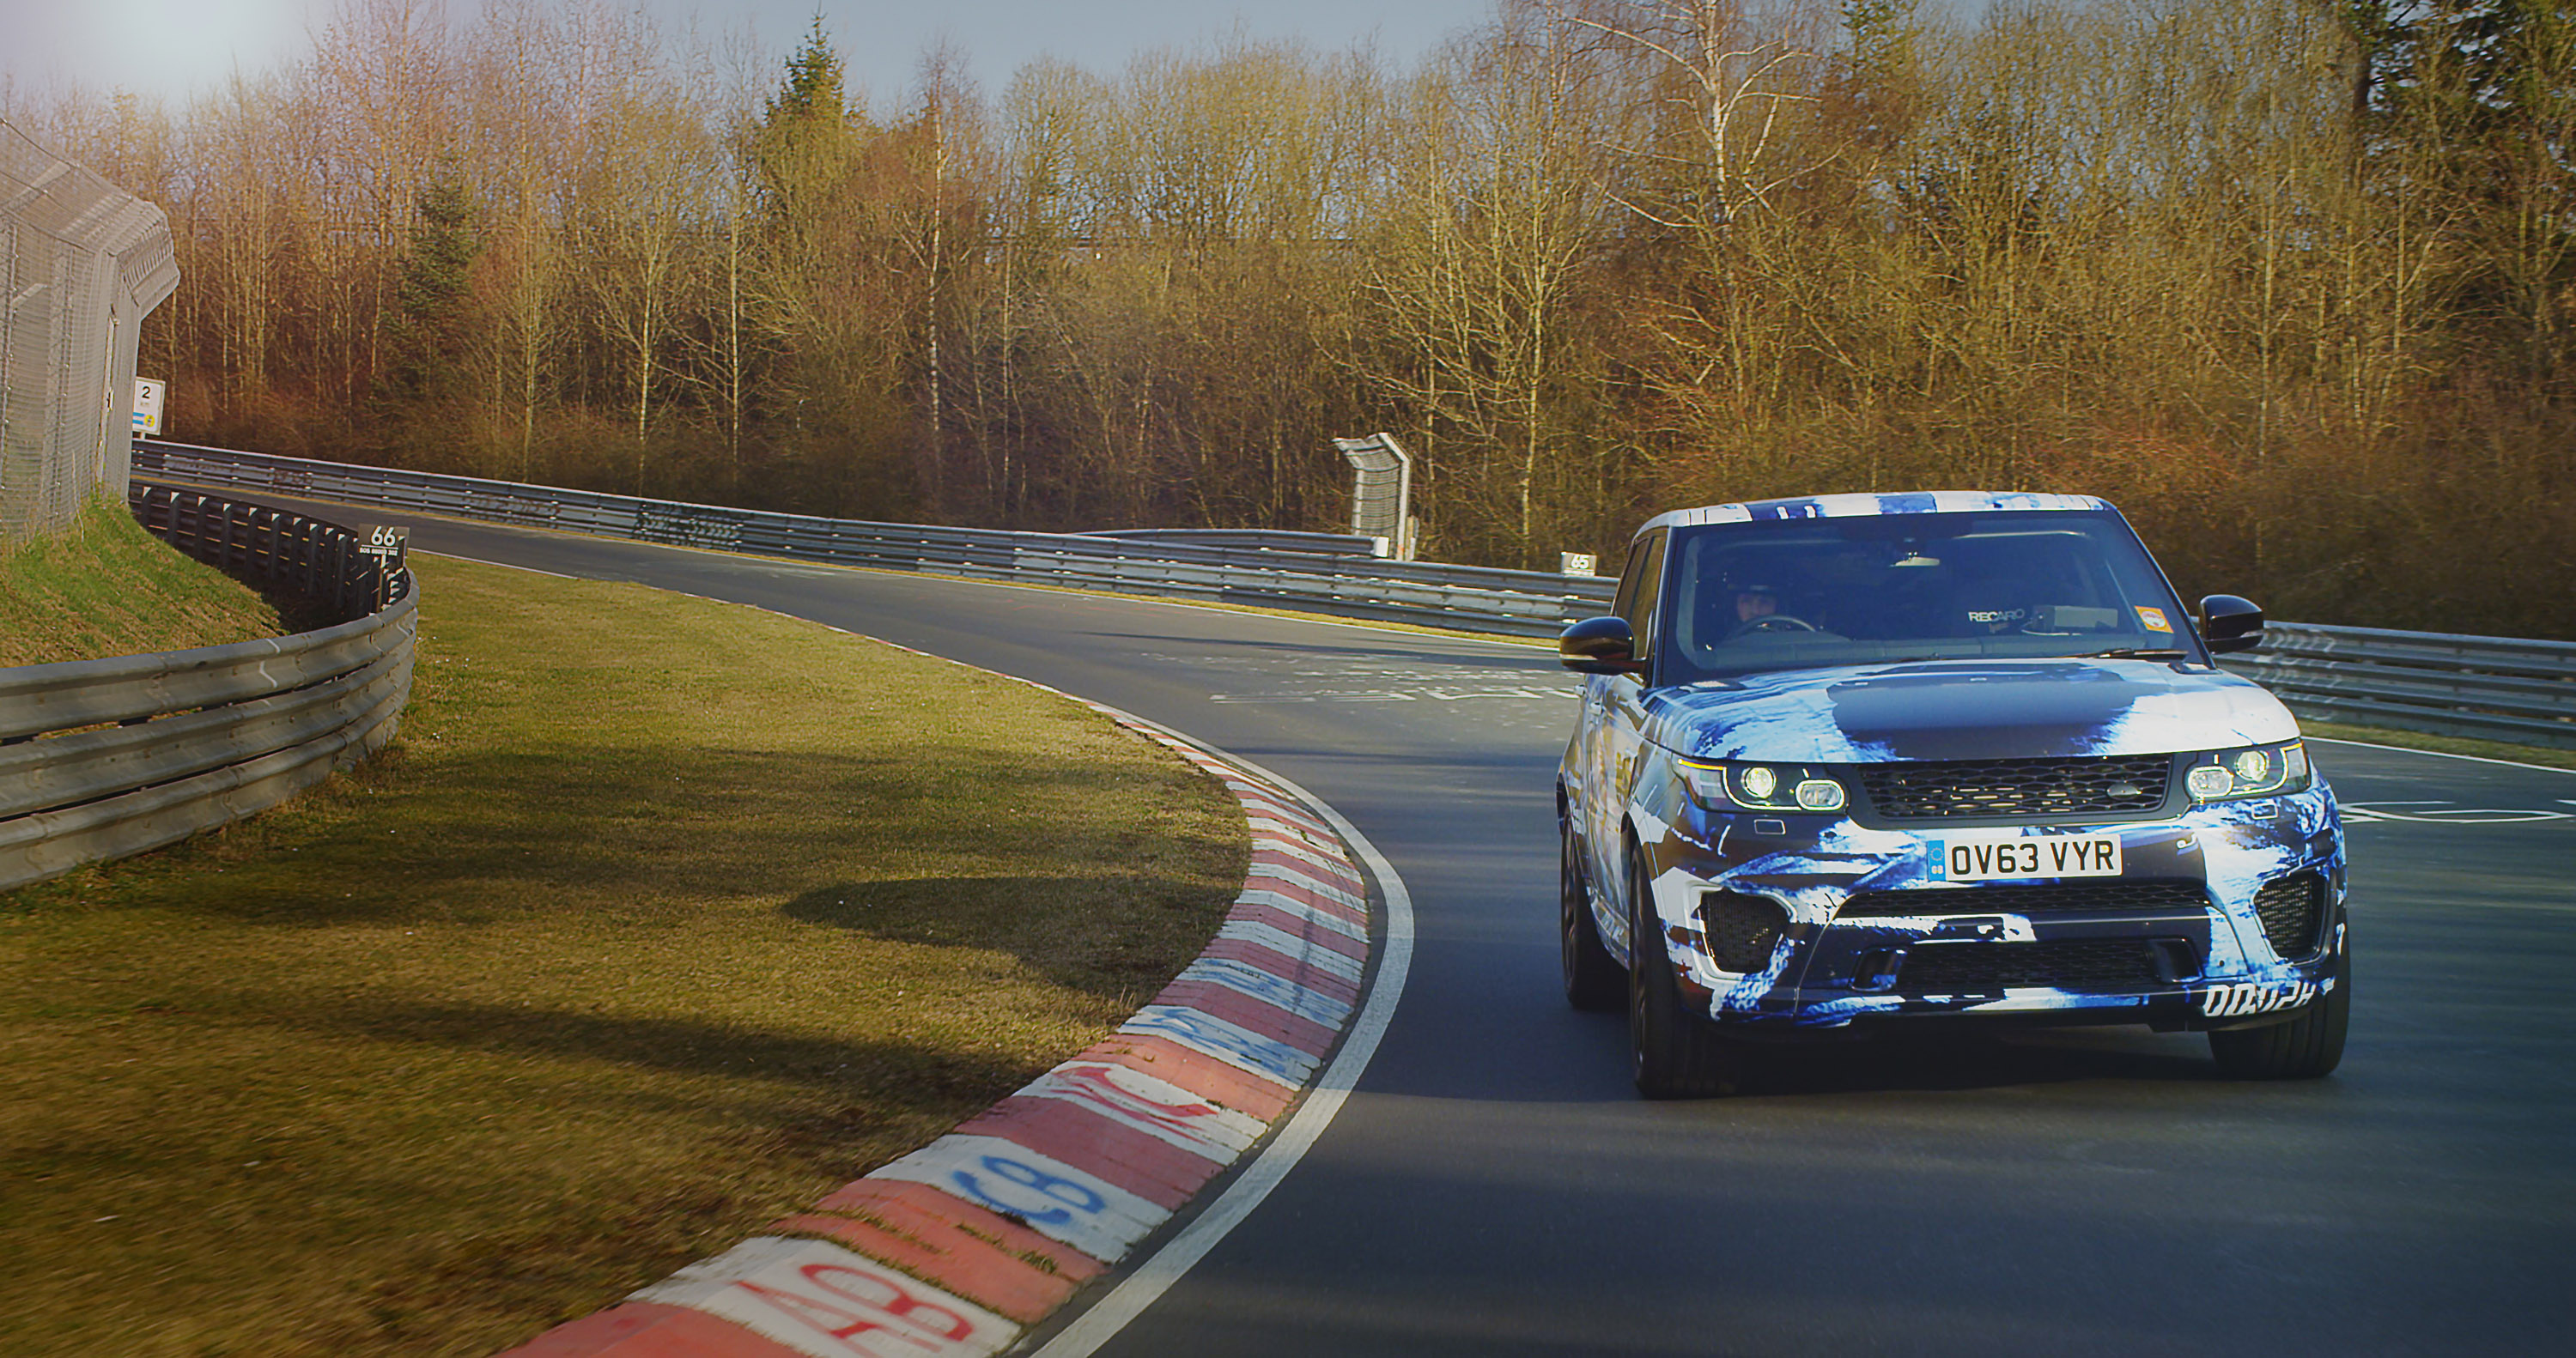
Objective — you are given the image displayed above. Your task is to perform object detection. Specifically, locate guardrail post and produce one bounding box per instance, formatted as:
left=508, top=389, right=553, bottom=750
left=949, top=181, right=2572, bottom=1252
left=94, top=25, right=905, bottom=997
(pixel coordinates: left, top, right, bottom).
left=3, top=484, right=421, bottom=890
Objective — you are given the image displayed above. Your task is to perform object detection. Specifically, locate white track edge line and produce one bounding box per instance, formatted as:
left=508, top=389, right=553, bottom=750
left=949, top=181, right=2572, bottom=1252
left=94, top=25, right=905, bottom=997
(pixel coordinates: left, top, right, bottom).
left=410, top=549, right=577, bottom=579
left=2306, top=735, right=2576, bottom=775
left=386, top=576, right=1409, bottom=1353
left=1030, top=724, right=1413, bottom=1358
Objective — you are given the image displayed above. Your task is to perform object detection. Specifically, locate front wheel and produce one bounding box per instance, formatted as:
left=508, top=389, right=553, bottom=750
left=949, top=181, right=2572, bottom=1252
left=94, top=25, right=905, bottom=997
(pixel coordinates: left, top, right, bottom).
left=1626, top=845, right=1740, bottom=1098
left=1562, top=816, right=1622, bottom=1011
left=2210, top=964, right=2350, bottom=1080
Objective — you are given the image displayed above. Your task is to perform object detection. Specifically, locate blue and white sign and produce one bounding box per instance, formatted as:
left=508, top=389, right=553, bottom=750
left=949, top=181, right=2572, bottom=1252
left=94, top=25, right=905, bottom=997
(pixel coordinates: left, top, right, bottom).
left=131, top=377, right=166, bottom=435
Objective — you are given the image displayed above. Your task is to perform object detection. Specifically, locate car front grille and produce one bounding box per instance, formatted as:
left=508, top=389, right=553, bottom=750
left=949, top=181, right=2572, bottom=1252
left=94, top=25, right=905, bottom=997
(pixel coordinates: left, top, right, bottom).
left=1699, top=891, right=1788, bottom=972
left=1858, top=756, right=2172, bottom=822
left=1839, top=879, right=2212, bottom=918
left=1897, top=939, right=2166, bottom=992
left=2252, top=871, right=2326, bottom=959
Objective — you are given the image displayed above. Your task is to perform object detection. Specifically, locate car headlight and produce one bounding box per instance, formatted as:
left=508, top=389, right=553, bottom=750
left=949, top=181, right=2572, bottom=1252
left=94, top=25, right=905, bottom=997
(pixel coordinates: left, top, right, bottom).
left=1680, top=761, right=1849, bottom=813
left=2184, top=741, right=2311, bottom=801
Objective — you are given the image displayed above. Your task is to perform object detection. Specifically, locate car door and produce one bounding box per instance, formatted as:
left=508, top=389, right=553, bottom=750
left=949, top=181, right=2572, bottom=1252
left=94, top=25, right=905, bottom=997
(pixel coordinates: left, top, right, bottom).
left=1573, top=541, right=1646, bottom=912
left=1591, top=530, right=1667, bottom=962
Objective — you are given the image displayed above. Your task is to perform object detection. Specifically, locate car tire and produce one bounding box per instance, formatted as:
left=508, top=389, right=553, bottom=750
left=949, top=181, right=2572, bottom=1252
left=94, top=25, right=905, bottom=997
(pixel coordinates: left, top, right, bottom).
left=1563, top=815, right=1623, bottom=1011
left=2209, top=955, right=2350, bottom=1081
left=1626, top=844, right=1739, bottom=1098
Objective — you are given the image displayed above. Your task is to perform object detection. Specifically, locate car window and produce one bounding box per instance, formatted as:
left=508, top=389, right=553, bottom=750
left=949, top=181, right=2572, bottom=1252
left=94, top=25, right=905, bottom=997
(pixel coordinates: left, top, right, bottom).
left=1619, top=530, right=1668, bottom=663
left=1610, top=539, right=1649, bottom=623
left=1662, top=511, right=2197, bottom=682
left=1607, top=530, right=1667, bottom=658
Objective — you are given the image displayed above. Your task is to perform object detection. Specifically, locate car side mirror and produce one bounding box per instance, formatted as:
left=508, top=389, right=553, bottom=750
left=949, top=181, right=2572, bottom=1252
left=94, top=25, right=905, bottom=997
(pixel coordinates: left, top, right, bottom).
left=1560, top=615, right=1647, bottom=676
left=2199, top=594, right=2263, bottom=654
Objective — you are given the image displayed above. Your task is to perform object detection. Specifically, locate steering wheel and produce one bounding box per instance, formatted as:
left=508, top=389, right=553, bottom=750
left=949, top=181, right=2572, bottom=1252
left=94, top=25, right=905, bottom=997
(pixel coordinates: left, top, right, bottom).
left=1728, top=614, right=1820, bottom=639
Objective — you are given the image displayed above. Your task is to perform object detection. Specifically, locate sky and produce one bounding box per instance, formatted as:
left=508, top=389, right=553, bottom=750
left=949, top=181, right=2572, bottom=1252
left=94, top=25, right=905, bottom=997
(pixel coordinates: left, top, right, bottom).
left=0, top=0, right=1503, bottom=109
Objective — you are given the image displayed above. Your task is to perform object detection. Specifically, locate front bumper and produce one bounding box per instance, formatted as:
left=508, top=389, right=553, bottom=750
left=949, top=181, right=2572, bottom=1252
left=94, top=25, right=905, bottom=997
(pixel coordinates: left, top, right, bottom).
left=1631, top=781, right=2348, bottom=1030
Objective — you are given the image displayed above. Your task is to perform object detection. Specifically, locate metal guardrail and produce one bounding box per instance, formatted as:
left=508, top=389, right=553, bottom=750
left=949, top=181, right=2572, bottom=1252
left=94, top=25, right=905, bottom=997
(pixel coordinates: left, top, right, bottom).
left=1072, top=527, right=1383, bottom=556
left=131, top=483, right=410, bottom=618
left=2221, top=622, right=2576, bottom=750
left=131, top=441, right=1617, bottom=637
left=0, top=488, right=416, bottom=891
left=125, top=441, right=2576, bottom=751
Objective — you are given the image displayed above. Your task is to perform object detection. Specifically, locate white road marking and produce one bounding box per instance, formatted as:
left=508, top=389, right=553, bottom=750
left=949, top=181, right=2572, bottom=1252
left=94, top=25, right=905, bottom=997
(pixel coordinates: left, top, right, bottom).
left=410, top=549, right=577, bottom=579
left=2310, top=735, right=2576, bottom=776
left=349, top=507, right=1449, bottom=1347
left=1209, top=687, right=1575, bottom=703
left=2341, top=800, right=2572, bottom=824
left=1032, top=729, right=1414, bottom=1358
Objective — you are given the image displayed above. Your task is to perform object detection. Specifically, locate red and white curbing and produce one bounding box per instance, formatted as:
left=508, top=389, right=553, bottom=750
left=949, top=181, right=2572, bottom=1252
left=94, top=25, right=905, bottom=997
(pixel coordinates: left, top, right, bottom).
left=495, top=688, right=1376, bottom=1358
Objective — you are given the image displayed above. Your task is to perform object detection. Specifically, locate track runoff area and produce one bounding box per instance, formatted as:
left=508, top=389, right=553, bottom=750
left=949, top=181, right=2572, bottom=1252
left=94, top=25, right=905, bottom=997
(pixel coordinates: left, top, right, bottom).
left=239, top=490, right=2576, bottom=1355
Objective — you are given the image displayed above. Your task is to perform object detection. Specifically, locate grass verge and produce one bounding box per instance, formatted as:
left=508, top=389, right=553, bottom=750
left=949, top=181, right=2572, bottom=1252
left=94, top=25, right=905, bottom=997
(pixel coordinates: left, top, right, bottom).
left=0, top=555, right=1246, bottom=1357
left=0, top=495, right=315, bottom=667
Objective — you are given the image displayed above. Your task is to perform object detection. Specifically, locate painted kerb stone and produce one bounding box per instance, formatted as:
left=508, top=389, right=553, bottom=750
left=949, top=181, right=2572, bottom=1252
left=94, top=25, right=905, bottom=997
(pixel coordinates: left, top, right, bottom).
left=495, top=679, right=1376, bottom=1357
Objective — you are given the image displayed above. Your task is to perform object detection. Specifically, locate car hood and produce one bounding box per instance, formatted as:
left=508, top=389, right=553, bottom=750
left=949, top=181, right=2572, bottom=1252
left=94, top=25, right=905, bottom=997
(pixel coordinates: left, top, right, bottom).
left=1643, top=658, right=2298, bottom=763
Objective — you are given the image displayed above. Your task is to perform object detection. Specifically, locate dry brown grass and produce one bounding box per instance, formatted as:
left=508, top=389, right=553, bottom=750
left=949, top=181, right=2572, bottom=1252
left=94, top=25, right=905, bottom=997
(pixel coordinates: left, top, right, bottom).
left=0, top=554, right=1244, bottom=1356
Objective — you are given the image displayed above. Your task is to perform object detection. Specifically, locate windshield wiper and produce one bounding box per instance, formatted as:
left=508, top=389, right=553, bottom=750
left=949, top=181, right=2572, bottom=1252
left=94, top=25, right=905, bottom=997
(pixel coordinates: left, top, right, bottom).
left=2075, top=647, right=2191, bottom=660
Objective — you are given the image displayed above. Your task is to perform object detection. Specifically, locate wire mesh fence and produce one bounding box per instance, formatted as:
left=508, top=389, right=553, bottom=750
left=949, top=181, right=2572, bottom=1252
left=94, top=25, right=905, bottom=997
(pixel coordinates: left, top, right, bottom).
left=0, top=118, right=179, bottom=546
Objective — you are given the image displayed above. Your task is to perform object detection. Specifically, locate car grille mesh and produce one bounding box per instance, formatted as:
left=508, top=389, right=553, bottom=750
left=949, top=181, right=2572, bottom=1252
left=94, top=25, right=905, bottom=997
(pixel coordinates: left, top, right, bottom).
left=1858, top=756, right=2172, bottom=822
left=1699, top=891, right=1787, bottom=973
left=1898, top=939, right=2166, bottom=992
left=2252, top=871, right=2326, bottom=959
left=1839, top=879, right=2212, bottom=918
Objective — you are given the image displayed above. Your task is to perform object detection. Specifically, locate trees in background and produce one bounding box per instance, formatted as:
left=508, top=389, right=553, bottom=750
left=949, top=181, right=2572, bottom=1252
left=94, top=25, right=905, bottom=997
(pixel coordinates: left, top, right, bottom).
left=9, top=0, right=2570, bottom=634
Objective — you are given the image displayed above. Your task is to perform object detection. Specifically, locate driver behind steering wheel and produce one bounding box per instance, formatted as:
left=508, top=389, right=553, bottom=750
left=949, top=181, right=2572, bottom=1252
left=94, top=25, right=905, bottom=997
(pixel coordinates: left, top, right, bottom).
left=1718, top=574, right=1818, bottom=640
left=1735, top=582, right=1780, bottom=627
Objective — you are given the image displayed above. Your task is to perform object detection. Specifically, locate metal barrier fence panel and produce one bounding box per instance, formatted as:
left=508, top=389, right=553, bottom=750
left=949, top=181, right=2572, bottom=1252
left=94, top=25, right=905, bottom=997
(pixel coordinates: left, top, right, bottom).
left=0, top=485, right=415, bottom=890
left=125, top=440, right=2576, bottom=748
left=131, top=440, right=1616, bottom=636
left=2221, top=622, right=2576, bottom=749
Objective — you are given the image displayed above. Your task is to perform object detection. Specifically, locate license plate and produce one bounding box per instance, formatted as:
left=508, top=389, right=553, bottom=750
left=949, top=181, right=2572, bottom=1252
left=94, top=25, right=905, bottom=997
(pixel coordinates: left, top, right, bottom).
left=1932, top=834, right=2123, bottom=882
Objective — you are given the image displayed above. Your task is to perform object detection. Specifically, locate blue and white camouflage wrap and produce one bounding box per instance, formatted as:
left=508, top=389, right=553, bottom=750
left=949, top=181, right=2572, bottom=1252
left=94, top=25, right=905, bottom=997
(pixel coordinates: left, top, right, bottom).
left=1653, top=489, right=2110, bottom=529
left=1563, top=491, right=2348, bottom=1034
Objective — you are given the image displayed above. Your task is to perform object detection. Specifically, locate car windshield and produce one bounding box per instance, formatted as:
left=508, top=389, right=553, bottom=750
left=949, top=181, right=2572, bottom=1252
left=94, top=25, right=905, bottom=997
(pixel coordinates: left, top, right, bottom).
left=1660, top=510, right=2199, bottom=682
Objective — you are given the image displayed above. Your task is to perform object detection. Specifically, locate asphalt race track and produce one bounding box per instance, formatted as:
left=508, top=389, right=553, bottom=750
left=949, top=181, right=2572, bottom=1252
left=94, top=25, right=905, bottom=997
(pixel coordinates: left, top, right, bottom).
left=248, top=498, right=2575, bottom=1355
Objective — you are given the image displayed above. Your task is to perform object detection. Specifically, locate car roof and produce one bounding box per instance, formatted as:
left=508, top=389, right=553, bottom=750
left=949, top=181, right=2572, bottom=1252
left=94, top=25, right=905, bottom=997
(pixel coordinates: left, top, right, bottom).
left=1635, top=490, right=2112, bottom=540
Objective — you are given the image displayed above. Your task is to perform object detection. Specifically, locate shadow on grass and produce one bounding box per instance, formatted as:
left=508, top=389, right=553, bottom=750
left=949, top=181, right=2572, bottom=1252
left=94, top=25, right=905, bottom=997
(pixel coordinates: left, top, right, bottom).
left=265, top=995, right=1033, bottom=1108
left=112, top=743, right=1231, bottom=931
left=781, top=874, right=1230, bottom=1000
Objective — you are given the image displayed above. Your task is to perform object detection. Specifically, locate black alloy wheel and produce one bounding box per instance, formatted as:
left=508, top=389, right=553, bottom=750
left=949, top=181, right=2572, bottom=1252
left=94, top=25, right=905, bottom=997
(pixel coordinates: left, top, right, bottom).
left=1626, top=843, right=1740, bottom=1099
left=2210, top=928, right=2352, bottom=1079
left=1562, top=814, right=1623, bottom=1011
